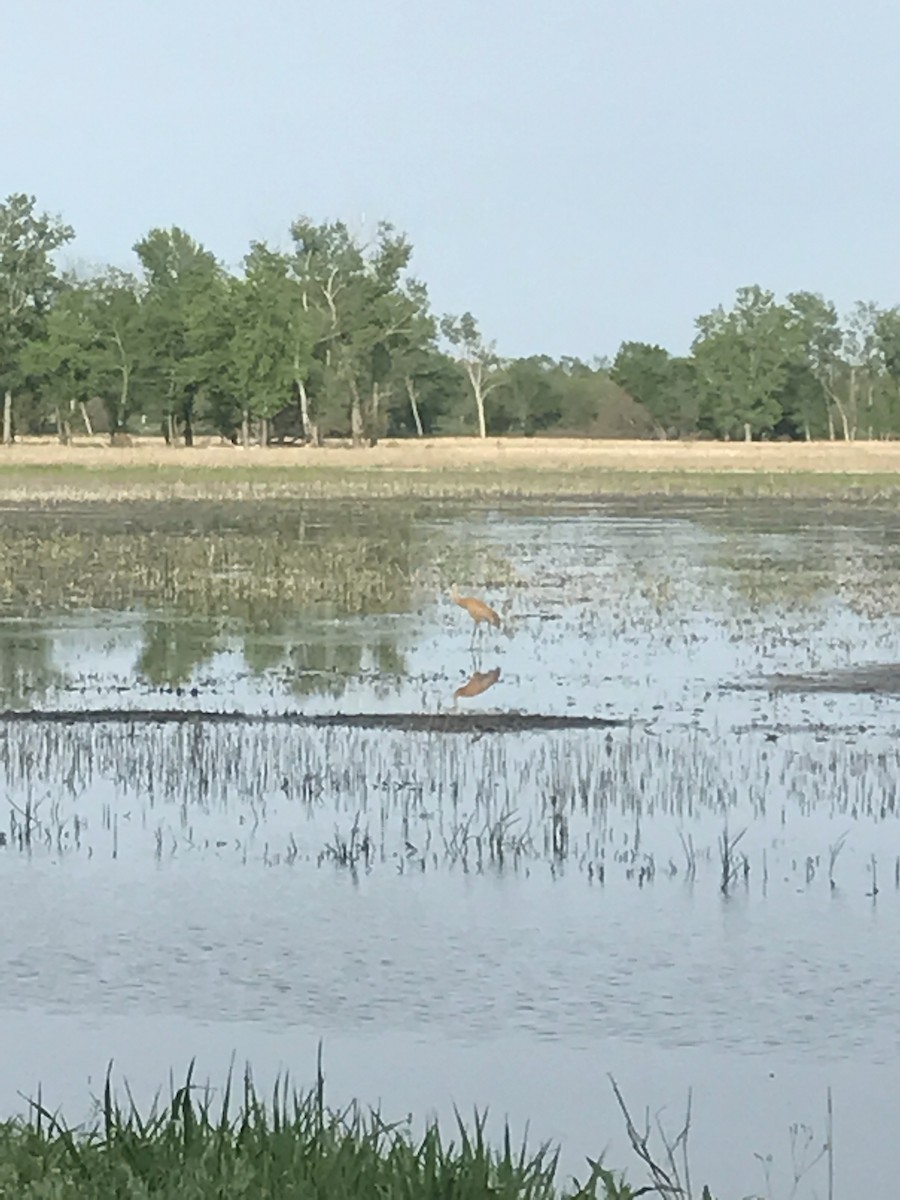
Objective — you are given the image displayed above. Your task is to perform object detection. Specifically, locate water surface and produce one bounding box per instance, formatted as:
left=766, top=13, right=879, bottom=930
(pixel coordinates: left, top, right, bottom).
left=1, top=496, right=899, bottom=1197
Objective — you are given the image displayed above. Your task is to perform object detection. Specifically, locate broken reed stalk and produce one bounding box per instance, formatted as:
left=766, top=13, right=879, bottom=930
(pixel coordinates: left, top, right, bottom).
left=718, top=825, right=747, bottom=896
left=608, top=1073, right=695, bottom=1197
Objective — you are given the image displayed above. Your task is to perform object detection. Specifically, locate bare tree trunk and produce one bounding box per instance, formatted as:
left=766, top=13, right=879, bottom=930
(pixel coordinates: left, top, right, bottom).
left=54, top=405, right=70, bottom=445
left=474, top=387, right=487, bottom=439
left=296, top=380, right=321, bottom=444
left=823, top=376, right=852, bottom=441
left=2, top=390, right=12, bottom=445
left=165, top=413, right=176, bottom=446
left=404, top=375, right=424, bottom=437
left=743, top=422, right=752, bottom=442
left=297, top=377, right=313, bottom=443
left=833, top=399, right=851, bottom=441
left=241, top=409, right=250, bottom=448
left=79, top=400, right=94, bottom=437
left=803, top=421, right=811, bottom=442
left=368, top=382, right=380, bottom=446
left=259, top=415, right=268, bottom=447
left=463, top=361, right=490, bottom=438
left=112, top=331, right=130, bottom=438
left=349, top=379, right=365, bottom=447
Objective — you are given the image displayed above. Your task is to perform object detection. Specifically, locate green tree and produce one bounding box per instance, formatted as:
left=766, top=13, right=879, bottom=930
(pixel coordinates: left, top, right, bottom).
left=351, top=235, right=434, bottom=445
left=611, top=343, right=703, bottom=436
left=785, top=291, right=852, bottom=439
left=492, top=355, right=563, bottom=434
left=876, top=307, right=900, bottom=376
left=874, top=306, right=900, bottom=436
left=785, top=293, right=897, bottom=440
left=440, top=312, right=502, bottom=439
left=289, top=218, right=429, bottom=445
left=134, top=226, right=223, bottom=445
left=388, top=301, right=442, bottom=436
left=775, top=362, right=827, bottom=441
left=374, top=279, right=441, bottom=439
left=288, top=218, right=360, bottom=441
left=18, top=281, right=95, bottom=442
left=227, top=245, right=304, bottom=446
left=663, top=357, right=702, bottom=436
left=331, top=224, right=413, bottom=445
left=88, top=270, right=149, bottom=437
left=693, top=286, right=796, bottom=440
left=0, top=194, right=74, bottom=443
left=389, top=344, right=468, bottom=436
left=844, top=301, right=896, bottom=438
left=29, top=269, right=151, bottom=440
left=611, top=342, right=671, bottom=431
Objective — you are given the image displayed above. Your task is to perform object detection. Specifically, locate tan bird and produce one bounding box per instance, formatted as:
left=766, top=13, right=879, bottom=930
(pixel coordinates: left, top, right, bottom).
left=449, top=583, right=501, bottom=640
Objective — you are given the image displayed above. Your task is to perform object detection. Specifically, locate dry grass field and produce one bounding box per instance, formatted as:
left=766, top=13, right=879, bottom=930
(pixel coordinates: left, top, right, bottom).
left=3, top=434, right=900, bottom=471
left=0, top=436, right=898, bottom=502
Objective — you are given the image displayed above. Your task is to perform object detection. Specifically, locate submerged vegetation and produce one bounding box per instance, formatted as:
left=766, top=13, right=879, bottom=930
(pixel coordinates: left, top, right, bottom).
left=0, top=500, right=518, bottom=619
left=2, top=715, right=897, bottom=903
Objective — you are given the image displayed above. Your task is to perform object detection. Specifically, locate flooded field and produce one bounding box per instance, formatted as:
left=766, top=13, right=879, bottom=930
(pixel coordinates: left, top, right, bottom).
left=1, top=496, right=899, bottom=1197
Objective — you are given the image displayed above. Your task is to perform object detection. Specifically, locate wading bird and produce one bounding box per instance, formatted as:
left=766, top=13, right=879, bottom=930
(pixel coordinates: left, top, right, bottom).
left=449, top=583, right=501, bottom=644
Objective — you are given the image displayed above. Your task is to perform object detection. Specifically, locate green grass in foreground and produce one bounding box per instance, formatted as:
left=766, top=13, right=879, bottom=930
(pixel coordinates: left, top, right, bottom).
left=0, top=1066, right=714, bottom=1199
left=0, top=460, right=899, bottom=501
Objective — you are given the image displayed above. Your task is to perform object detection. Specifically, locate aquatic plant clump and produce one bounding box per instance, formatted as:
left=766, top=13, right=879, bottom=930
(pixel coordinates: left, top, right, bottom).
left=0, top=501, right=518, bottom=619
left=0, top=1066, right=663, bottom=1199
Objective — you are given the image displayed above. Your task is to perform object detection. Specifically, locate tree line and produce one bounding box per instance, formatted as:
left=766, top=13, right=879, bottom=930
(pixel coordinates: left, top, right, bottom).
left=2, top=192, right=900, bottom=446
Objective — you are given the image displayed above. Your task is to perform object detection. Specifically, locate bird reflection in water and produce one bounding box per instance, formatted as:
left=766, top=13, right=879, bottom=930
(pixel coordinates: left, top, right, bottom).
left=452, top=666, right=501, bottom=706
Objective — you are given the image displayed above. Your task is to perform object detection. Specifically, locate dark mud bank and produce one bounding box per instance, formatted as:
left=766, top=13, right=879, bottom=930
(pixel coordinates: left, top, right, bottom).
left=0, top=708, right=628, bottom=733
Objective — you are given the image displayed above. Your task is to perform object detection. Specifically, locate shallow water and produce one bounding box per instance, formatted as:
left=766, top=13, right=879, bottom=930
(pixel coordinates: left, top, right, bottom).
left=1, top=497, right=899, bottom=1196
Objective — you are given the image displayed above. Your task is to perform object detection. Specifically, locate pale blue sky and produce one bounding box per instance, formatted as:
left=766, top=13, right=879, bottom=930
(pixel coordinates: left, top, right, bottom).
left=6, top=0, right=900, bottom=360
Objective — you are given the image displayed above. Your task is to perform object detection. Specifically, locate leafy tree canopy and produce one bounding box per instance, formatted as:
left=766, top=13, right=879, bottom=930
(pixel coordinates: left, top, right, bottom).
left=5, top=195, right=900, bottom=444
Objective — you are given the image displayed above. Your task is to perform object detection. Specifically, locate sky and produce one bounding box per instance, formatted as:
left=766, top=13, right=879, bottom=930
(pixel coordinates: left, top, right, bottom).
left=5, top=0, right=900, bottom=361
